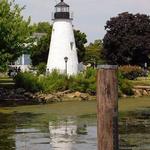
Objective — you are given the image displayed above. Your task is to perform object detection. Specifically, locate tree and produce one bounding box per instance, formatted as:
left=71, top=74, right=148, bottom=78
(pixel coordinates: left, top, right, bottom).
left=32, top=22, right=52, bottom=34
left=30, top=22, right=52, bottom=66
left=102, top=12, right=150, bottom=66
left=74, top=30, right=87, bottom=62
left=30, top=24, right=87, bottom=66
left=84, top=40, right=104, bottom=65
left=0, top=0, right=32, bottom=70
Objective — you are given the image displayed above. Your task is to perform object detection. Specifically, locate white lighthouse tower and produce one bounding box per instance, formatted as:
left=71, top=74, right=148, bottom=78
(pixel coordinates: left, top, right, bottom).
left=47, top=0, right=78, bottom=75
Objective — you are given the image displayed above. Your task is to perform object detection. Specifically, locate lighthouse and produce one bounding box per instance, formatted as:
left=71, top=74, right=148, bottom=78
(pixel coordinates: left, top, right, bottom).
left=47, top=0, right=78, bottom=75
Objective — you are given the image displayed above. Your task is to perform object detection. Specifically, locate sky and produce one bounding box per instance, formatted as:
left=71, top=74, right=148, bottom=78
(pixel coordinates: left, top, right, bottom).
left=15, top=0, right=150, bottom=43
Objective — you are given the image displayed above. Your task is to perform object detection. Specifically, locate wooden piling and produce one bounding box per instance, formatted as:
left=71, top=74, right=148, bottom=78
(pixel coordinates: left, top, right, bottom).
left=96, top=65, right=119, bottom=150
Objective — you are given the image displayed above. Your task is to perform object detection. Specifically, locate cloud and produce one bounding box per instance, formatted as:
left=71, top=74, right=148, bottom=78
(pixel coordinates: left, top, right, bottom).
left=16, top=0, right=150, bottom=42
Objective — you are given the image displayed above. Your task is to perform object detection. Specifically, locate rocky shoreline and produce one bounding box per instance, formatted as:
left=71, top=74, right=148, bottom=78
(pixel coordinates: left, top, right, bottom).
left=133, top=86, right=150, bottom=97
left=0, top=88, right=95, bottom=106
left=0, top=85, right=150, bottom=106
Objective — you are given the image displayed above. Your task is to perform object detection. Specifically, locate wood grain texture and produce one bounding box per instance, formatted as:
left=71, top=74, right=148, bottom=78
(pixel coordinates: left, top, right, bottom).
left=96, top=67, right=119, bottom=150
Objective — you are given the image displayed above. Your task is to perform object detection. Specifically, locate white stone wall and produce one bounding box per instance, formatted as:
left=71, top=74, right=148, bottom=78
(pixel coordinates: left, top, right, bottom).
left=47, top=19, right=78, bottom=75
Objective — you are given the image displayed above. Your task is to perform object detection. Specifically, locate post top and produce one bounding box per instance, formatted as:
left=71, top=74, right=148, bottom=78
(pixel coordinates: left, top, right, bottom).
left=97, top=65, right=118, bottom=69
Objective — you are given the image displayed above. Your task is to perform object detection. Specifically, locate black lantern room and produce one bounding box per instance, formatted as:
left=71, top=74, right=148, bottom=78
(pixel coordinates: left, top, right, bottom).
left=54, top=0, right=71, bottom=19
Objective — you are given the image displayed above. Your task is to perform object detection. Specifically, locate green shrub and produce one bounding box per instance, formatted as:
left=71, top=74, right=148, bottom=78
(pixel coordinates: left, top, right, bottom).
left=68, top=73, right=88, bottom=92
left=39, top=70, right=68, bottom=92
left=14, top=72, right=41, bottom=92
left=14, top=68, right=134, bottom=96
left=69, top=68, right=96, bottom=94
left=37, top=63, right=46, bottom=75
left=119, top=65, right=144, bottom=80
left=118, top=72, right=134, bottom=96
left=0, top=64, right=7, bottom=73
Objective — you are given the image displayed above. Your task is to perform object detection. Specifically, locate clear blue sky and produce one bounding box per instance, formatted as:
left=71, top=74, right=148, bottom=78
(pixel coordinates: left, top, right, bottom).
left=16, top=0, right=150, bottom=43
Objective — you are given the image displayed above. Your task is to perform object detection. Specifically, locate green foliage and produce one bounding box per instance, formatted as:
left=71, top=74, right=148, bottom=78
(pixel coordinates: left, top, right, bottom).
left=14, top=69, right=96, bottom=94
left=119, top=65, right=144, bottom=80
left=84, top=40, right=104, bottom=65
left=68, top=68, right=96, bottom=94
left=0, top=64, right=7, bottom=72
left=0, top=0, right=32, bottom=69
left=14, top=68, right=133, bottom=96
left=102, top=12, right=150, bottom=66
left=31, top=35, right=51, bottom=66
left=14, top=72, right=41, bottom=92
left=118, top=72, right=134, bottom=96
left=39, top=70, right=68, bottom=92
left=37, top=63, right=46, bottom=75
left=30, top=22, right=52, bottom=66
left=33, top=22, right=52, bottom=34
left=74, top=30, right=87, bottom=62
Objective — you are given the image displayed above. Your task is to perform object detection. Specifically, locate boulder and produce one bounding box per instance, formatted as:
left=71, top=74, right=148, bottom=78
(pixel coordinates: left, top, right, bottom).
left=16, top=88, right=25, bottom=94
left=44, top=94, right=55, bottom=101
left=133, top=89, right=142, bottom=97
left=148, top=90, right=150, bottom=95
left=80, top=93, right=89, bottom=101
left=143, top=90, right=148, bottom=96
left=74, top=91, right=82, bottom=97
left=122, top=94, right=127, bottom=98
left=24, top=92, right=33, bottom=98
left=65, top=93, right=76, bottom=99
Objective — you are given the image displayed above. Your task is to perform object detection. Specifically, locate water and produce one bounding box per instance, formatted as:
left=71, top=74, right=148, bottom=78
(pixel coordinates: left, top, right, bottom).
left=14, top=119, right=97, bottom=150
left=0, top=101, right=150, bottom=150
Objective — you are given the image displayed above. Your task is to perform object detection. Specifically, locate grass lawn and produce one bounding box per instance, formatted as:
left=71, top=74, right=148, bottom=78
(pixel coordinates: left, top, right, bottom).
left=0, top=77, right=15, bottom=88
left=129, top=76, right=150, bottom=86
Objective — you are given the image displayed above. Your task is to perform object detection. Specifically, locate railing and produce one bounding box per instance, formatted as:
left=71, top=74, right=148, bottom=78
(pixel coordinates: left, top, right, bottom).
left=51, top=12, right=74, bottom=20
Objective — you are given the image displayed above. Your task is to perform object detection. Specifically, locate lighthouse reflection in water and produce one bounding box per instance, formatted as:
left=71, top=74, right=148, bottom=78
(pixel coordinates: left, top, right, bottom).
left=49, top=119, right=97, bottom=150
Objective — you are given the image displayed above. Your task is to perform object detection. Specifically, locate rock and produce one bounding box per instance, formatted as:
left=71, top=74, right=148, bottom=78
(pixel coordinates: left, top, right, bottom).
left=80, top=93, right=89, bottom=101
left=122, top=94, right=127, bottom=98
left=24, top=92, right=33, bottom=98
left=74, top=91, right=81, bottom=97
left=65, top=93, right=76, bottom=99
left=9, top=90, right=15, bottom=95
left=56, top=92, right=64, bottom=98
left=16, top=88, right=25, bottom=94
left=143, top=90, right=148, bottom=96
left=53, top=96, right=62, bottom=102
left=44, top=94, right=54, bottom=101
left=133, top=89, right=142, bottom=97
left=148, top=90, right=150, bottom=95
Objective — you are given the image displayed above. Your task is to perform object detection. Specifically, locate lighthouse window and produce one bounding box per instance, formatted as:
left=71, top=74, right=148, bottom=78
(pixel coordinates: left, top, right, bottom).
left=61, top=7, right=65, bottom=12
left=56, top=6, right=69, bottom=12
left=56, top=7, right=61, bottom=12
left=70, top=42, right=74, bottom=50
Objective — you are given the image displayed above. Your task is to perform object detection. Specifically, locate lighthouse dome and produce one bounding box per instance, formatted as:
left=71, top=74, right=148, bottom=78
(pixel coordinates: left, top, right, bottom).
left=55, top=0, right=69, bottom=7
left=54, top=0, right=71, bottom=19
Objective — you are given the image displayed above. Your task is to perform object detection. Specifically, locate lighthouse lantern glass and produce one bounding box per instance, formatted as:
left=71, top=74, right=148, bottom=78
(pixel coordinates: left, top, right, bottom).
left=55, top=6, right=69, bottom=13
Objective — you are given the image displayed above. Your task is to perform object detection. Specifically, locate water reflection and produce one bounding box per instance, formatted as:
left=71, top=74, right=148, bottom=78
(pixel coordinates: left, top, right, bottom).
left=49, top=119, right=96, bottom=150
left=13, top=118, right=97, bottom=150
left=0, top=105, right=150, bottom=150
left=15, top=128, right=51, bottom=150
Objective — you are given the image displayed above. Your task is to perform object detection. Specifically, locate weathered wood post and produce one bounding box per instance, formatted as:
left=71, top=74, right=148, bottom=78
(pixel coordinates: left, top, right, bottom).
left=97, top=65, right=119, bottom=150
